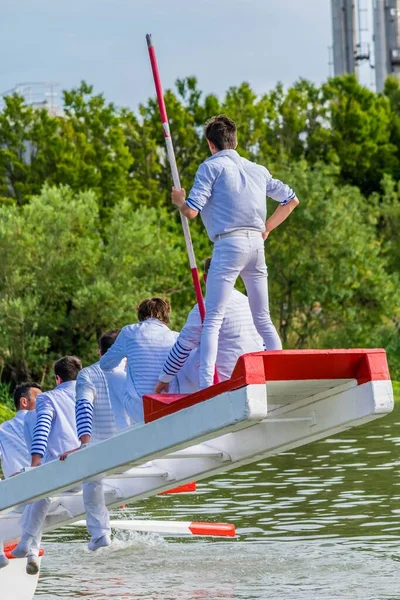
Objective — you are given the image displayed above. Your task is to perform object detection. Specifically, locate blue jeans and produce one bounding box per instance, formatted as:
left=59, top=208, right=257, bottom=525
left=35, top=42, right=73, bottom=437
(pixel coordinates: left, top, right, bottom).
left=199, top=232, right=281, bottom=388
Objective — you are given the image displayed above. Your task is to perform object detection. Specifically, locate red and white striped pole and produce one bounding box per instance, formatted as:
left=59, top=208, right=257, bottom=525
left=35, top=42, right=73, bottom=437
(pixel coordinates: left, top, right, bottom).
left=146, top=34, right=218, bottom=383
left=146, top=33, right=206, bottom=320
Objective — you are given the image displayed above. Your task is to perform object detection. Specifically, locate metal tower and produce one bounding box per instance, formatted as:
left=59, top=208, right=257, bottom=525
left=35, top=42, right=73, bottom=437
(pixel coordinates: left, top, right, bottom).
left=374, top=0, right=400, bottom=91
left=331, top=0, right=358, bottom=75
left=331, top=0, right=372, bottom=79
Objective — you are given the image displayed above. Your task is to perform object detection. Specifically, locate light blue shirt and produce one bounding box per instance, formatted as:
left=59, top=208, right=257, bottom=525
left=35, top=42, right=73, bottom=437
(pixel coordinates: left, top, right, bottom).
left=75, top=361, right=130, bottom=443
left=186, top=149, right=296, bottom=241
left=100, top=319, right=178, bottom=423
left=30, top=381, right=79, bottom=462
left=0, top=411, right=31, bottom=478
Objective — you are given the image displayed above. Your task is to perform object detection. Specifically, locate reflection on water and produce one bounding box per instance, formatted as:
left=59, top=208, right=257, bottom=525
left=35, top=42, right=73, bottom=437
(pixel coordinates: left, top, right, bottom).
left=36, top=398, right=400, bottom=600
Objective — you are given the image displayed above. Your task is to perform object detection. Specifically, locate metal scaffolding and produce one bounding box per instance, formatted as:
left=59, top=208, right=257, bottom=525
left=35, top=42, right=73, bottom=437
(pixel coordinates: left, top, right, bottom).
left=374, top=0, right=400, bottom=91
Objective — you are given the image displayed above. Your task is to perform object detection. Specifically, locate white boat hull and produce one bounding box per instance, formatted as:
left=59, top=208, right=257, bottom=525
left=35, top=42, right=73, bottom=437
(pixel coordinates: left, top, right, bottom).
left=0, top=545, right=41, bottom=600
left=0, top=350, right=393, bottom=600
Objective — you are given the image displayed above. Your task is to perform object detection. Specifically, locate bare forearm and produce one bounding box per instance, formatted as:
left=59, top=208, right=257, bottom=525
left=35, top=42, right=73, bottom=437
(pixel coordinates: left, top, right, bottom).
left=266, top=198, right=299, bottom=233
left=178, top=203, right=198, bottom=219
left=31, top=454, right=42, bottom=467
left=171, top=187, right=198, bottom=219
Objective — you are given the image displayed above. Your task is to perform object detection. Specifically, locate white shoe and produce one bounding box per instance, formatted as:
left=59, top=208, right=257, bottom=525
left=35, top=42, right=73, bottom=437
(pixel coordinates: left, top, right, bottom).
left=12, top=534, right=34, bottom=558
left=26, top=555, right=39, bottom=576
left=88, top=534, right=111, bottom=552
left=0, top=554, right=9, bottom=569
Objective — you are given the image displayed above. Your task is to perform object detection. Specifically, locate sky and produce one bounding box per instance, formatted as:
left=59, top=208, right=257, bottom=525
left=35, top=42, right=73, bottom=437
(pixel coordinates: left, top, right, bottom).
left=1, top=0, right=333, bottom=110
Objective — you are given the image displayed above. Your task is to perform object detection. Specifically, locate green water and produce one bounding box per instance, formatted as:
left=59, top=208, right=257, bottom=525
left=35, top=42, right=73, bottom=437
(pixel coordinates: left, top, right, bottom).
left=36, top=388, right=400, bottom=599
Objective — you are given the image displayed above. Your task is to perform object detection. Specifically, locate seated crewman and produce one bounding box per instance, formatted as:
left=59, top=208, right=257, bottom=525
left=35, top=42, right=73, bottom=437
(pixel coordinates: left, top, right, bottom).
left=155, top=257, right=270, bottom=394
left=0, top=383, right=42, bottom=570
left=60, top=330, right=129, bottom=552
left=12, top=357, right=81, bottom=575
left=100, top=298, right=178, bottom=422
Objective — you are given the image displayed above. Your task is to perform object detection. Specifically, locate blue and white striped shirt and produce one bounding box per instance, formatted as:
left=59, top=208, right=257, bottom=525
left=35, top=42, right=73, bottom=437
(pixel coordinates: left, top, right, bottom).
left=75, top=361, right=129, bottom=443
left=186, top=149, right=296, bottom=241
left=100, top=319, right=179, bottom=422
left=31, top=381, right=79, bottom=462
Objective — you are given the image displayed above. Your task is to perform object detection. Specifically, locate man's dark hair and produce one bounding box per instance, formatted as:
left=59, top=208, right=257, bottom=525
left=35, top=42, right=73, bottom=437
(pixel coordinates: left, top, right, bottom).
left=13, top=383, right=42, bottom=411
left=137, top=297, right=171, bottom=324
left=204, top=115, right=237, bottom=151
left=204, top=257, right=212, bottom=276
left=54, top=356, right=82, bottom=382
left=99, top=330, right=120, bottom=355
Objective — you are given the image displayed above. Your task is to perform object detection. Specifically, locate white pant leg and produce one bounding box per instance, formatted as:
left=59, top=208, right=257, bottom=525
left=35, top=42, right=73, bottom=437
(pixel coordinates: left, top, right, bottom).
left=28, top=531, right=42, bottom=558
left=240, top=236, right=282, bottom=350
left=83, top=479, right=110, bottom=541
left=175, top=348, right=201, bottom=394
left=200, top=237, right=249, bottom=388
left=23, top=498, right=52, bottom=539
left=20, top=505, right=43, bottom=557
left=123, top=390, right=143, bottom=425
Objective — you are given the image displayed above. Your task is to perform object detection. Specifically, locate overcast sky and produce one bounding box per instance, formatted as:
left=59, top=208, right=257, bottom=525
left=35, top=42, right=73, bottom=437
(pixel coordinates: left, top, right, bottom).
left=1, top=0, right=333, bottom=109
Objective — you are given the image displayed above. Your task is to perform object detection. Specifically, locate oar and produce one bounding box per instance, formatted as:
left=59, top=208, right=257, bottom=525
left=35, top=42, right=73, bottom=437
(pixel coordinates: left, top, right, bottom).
left=146, top=33, right=219, bottom=384
left=72, top=519, right=235, bottom=537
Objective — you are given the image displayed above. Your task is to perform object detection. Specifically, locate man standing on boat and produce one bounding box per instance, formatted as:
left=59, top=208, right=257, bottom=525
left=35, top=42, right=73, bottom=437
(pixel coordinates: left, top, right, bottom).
left=100, top=298, right=178, bottom=422
left=155, top=257, right=268, bottom=394
left=60, top=330, right=129, bottom=552
left=0, top=383, right=42, bottom=570
left=12, top=356, right=81, bottom=574
left=169, top=115, right=298, bottom=388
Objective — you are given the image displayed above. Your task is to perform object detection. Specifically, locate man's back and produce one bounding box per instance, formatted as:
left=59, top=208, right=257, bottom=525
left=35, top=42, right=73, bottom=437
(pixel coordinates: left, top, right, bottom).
left=76, top=361, right=129, bottom=443
left=100, top=318, right=178, bottom=422
left=192, top=150, right=267, bottom=241
left=0, top=411, right=30, bottom=478
left=188, top=150, right=295, bottom=242
left=32, top=381, right=79, bottom=463
left=175, top=289, right=264, bottom=392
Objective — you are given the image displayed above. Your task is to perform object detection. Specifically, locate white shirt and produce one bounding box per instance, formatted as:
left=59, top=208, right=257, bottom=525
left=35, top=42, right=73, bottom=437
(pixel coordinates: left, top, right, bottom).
left=0, top=411, right=31, bottom=478
left=161, top=289, right=264, bottom=390
left=186, top=149, right=296, bottom=241
left=75, top=361, right=129, bottom=443
left=24, top=410, right=37, bottom=452
left=100, top=319, right=178, bottom=422
left=31, top=381, right=79, bottom=463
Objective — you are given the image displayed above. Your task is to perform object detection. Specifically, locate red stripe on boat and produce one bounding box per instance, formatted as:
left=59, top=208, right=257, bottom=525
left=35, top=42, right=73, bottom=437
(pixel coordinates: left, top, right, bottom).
left=159, top=482, right=196, bottom=495
left=143, top=349, right=390, bottom=423
left=4, top=542, right=44, bottom=559
left=189, top=522, right=235, bottom=537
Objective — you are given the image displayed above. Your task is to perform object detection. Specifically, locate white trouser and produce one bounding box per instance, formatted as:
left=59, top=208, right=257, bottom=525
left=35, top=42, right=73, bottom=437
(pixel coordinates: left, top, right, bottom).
left=175, top=349, right=201, bottom=394
left=200, top=232, right=282, bottom=388
left=83, top=479, right=110, bottom=541
left=21, top=498, right=51, bottom=555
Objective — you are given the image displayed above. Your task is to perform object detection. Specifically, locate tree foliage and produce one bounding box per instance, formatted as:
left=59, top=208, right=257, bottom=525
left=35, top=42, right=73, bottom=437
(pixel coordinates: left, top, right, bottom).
left=0, top=75, right=399, bottom=387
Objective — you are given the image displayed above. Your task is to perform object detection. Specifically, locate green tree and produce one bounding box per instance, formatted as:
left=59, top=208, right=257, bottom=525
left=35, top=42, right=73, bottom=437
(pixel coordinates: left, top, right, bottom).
left=0, top=94, right=59, bottom=205
left=321, top=75, right=398, bottom=194
left=59, top=82, right=133, bottom=220
left=266, top=161, right=399, bottom=349
left=0, top=83, right=134, bottom=220
left=0, top=185, right=201, bottom=384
